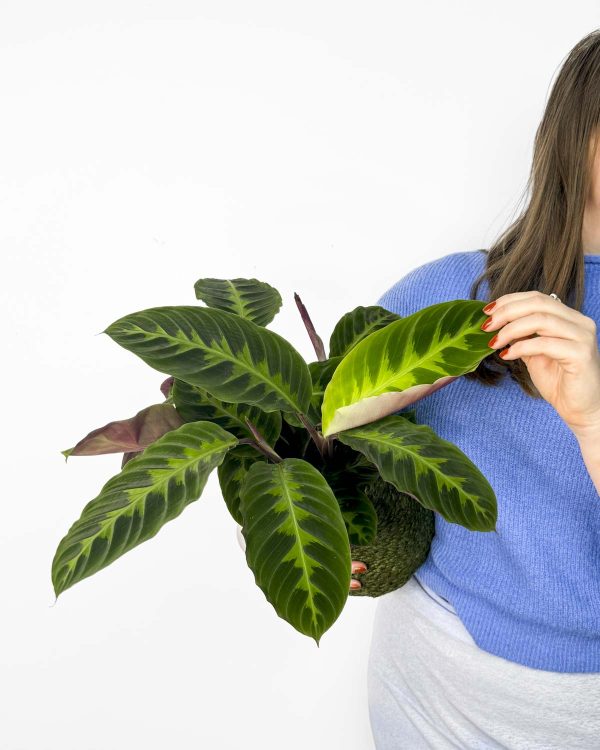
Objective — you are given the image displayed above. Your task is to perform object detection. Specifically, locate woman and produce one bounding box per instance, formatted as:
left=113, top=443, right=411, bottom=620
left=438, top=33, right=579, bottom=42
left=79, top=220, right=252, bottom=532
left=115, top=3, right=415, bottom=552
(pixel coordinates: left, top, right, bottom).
left=358, top=29, right=600, bottom=749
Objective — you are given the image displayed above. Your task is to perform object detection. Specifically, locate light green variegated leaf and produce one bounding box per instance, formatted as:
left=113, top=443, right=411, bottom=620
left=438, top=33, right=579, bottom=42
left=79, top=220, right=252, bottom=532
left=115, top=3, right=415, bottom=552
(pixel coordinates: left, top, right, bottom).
left=239, top=457, right=351, bottom=645
left=52, top=421, right=238, bottom=596
left=337, top=415, right=497, bottom=532
left=194, top=277, right=282, bottom=327
left=217, top=443, right=267, bottom=525
left=329, top=305, right=401, bottom=358
left=171, top=377, right=282, bottom=445
left=321, top=300, right=493, bottom=436
left=104, top=306, right=312, bottom=415
left=308, top=357, right=342, bottom=425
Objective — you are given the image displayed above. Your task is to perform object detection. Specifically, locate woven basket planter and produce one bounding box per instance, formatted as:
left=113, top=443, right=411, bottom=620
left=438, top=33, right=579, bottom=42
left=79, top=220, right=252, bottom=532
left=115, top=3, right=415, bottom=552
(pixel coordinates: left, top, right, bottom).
left=349, top=475, right=435, bottom=597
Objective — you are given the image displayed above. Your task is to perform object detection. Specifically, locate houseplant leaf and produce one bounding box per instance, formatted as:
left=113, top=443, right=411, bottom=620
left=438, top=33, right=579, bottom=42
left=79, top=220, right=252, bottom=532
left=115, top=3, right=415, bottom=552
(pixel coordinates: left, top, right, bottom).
left=103, top=305, right=312, bottom=415
left=239, top=457, right=351, bottom=646
left=329, top=305, right=400, bottom=358
left=321, top=299, right=493, bottom=436
left=336, top=414, right=497, bottom=532
left=52, top=420, right=238, bottom=596
left=283, top=356, right=342, bottom=428
left=160, top=376, right=175, bottom=400
left=217, top=443, right=267, bottom=526
left=308, top=357, right=343, bottom=426
left=194, top=277, right=282, bottom=327
left=171, top=377, right=282, bottom=444
left=61, top=403, right=184, bottom=459
left=323, top=470, right=378, bottom=546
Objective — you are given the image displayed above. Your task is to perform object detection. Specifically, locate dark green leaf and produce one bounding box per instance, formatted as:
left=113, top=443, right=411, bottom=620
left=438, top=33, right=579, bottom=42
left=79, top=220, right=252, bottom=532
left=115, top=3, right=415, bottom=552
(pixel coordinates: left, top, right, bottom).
left=52, top=421, right=238, bottom=596
left=239, top=457, right=351, bottom=645
left=329, top=305, right=401, bottom=358
left=171, top=377, right=282, bottom=445
left=104, top=305, right=312, bottom=415
left=194, top=277, right=282, bottom=327
left=337, top=415, right=497, bottom=532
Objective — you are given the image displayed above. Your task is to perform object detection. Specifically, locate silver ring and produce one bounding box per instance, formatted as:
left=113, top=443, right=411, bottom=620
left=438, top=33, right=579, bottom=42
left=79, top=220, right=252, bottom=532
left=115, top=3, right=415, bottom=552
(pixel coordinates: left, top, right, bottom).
left=549, top=292, right=561, bottom=303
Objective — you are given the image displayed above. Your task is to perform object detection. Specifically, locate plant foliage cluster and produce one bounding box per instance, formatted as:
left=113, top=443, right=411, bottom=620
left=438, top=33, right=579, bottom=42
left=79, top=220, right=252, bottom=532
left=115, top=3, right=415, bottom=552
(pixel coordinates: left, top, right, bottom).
left=54, top=277, right=497, bottom=644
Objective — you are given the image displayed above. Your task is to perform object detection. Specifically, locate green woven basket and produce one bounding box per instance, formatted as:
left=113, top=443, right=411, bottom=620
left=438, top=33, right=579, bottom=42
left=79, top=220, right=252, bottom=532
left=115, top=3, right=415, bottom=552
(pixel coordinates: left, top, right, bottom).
left=349, top=475, right=435, bottom=597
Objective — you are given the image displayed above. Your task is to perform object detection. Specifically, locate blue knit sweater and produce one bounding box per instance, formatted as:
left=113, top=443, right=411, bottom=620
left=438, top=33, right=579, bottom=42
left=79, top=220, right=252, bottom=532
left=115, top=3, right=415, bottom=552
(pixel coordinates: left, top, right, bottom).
left=376, top=249, right=600, bottom=673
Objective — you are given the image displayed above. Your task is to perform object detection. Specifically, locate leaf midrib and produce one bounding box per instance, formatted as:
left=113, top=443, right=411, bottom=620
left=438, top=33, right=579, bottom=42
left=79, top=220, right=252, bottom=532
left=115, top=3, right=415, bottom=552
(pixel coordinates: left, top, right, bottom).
left=344, top=430, right=482, bottom=510
left=61, top=440, right=230, bottom=572
left=114, top=317, right=304, bottom=413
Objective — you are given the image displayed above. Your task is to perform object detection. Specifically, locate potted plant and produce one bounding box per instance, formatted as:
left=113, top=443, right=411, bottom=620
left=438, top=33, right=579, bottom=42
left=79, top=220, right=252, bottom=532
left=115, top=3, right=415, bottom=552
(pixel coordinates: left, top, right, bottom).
left=53, top=276, right=497, bottom=646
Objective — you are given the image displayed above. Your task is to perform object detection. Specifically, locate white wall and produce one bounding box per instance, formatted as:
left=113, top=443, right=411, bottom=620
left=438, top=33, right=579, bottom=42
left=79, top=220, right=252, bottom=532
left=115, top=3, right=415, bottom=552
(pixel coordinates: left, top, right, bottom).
left=1, top=2, right=597, bottom=748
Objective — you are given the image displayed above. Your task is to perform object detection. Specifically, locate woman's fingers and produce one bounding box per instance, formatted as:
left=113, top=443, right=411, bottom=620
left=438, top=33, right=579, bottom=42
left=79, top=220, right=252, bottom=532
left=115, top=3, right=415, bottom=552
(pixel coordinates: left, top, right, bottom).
left=350, top=560, right=368, bottom=590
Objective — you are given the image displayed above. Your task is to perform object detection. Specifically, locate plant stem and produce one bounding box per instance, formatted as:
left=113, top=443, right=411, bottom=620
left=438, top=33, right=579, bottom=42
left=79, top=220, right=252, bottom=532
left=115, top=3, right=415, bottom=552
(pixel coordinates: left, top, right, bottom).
left=294, top=292, right=327, bottom=362
left=296, top=412, right=332, bottom=460
left=242, top=418, right=283, bottom=463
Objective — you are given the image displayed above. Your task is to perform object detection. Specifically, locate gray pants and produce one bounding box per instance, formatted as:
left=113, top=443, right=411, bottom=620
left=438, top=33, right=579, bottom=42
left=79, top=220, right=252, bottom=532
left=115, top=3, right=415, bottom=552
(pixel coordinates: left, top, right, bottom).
left=367, top=575, right=600, bottom=749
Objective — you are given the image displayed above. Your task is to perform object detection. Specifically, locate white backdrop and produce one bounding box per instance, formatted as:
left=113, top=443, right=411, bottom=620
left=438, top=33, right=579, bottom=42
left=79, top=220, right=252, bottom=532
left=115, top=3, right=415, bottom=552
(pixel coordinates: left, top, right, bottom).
left=2, top=3, right=598, bottom=748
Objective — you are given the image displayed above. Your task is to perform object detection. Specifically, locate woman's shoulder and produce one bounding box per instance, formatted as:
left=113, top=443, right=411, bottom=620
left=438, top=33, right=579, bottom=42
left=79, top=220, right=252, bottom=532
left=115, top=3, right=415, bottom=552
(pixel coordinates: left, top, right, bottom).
left=376, top=249, right=488, bottom=317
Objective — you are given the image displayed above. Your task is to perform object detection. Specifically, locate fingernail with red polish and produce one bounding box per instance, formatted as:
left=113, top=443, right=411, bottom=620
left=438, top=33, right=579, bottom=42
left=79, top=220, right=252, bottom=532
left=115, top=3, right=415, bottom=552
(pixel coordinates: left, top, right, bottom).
left=482, top=301, right=496, bottom=314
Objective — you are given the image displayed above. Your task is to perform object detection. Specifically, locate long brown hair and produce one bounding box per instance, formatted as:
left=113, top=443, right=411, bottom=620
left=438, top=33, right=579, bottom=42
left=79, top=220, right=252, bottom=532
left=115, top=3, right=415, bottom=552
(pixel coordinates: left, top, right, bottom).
left=464, top=29, right=600, bottom=398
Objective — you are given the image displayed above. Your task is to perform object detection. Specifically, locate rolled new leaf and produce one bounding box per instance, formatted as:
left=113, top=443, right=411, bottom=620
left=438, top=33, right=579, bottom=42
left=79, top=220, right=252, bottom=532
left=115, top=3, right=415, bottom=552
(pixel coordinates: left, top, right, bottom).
left=329, top=305, right=401, bottom=358
left=239, top=457, right=352, bottom=646
left=103, top=306, right=312, bottom=415
left=321, top=300, right=493, bottom=437
left=52, top=420, right=239, bottom=597
left=194, top=277, right=282, bottom=327
left=336, top=415, right=497, bottom=532
left=171, top=377, right=282, bottom=445
left=61, top=403, right=184, bottom=459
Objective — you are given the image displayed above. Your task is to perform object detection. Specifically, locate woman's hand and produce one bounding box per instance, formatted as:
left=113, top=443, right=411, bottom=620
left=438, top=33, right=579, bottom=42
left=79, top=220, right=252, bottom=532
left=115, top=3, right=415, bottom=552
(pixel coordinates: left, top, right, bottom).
left=482, top=291, right=600, bottom=436
left=350, top=560, right=367, bottom=590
